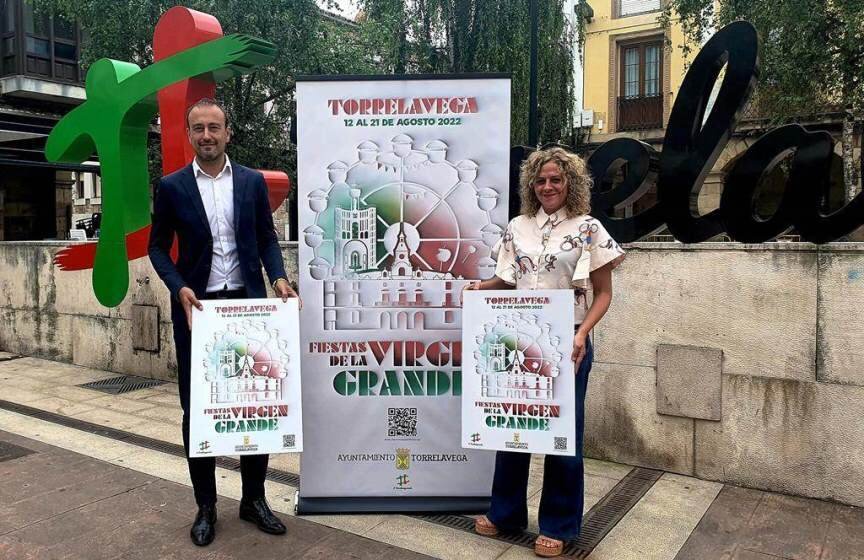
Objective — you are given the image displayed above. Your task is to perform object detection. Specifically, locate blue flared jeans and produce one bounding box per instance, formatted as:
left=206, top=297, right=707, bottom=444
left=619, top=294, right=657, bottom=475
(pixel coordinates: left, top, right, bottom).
left=486, top=335, right=593, bottom=541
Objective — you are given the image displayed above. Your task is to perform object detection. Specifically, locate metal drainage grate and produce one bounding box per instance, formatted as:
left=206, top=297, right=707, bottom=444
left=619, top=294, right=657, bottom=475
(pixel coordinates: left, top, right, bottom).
left=78, top=375, right=166, bottom=395
left=413, top=466, right=662, bottom=558
left=411, top=513, right=535, bottom=547
left=0, top=399, right=301, bottom=488
left=0, top=440, right=36, bottom=462
left=563, top=467, right=663, bottom=558
left=267, top=469, right=302, bottom=487
left=0, top=397, right=659, bottom=557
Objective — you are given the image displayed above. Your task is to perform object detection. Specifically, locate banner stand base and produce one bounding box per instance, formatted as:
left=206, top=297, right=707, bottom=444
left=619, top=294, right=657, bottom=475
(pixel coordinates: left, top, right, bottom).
left=295, top=496, right=491, bottom=515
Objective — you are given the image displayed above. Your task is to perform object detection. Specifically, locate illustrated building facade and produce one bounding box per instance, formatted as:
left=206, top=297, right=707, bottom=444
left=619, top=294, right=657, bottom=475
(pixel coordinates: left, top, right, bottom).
left=323, top=279, right=460, bottom=331
left=210, top=350, right=282, bottom=404
left=481, top=345, right=553, bottom=400
left=335, top=190, right=376, bottom=274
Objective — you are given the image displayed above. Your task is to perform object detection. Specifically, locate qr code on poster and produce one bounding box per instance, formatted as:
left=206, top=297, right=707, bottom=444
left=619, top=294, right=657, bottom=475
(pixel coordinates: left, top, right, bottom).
left=283, top=434, right=295, bottom=448
left=388, top=407, right=418, bottom=437
left=554, top=437, right=568, bottom=451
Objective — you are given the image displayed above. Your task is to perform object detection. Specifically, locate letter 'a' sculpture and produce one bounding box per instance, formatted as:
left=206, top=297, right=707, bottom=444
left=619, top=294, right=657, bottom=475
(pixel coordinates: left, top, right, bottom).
left=576, top=21, right=864, bottom=244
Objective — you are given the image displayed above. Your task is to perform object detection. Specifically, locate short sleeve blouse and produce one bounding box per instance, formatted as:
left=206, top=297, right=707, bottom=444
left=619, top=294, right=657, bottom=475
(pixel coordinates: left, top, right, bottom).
left=493, top=208, right=624, bottom=323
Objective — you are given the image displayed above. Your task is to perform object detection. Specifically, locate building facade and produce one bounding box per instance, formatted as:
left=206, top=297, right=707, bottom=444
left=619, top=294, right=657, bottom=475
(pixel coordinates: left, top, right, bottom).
left=574, top=0, right=692, bottom=229
left=0, top=0, right=98, bottom=241
left=580, top=0, right=689, bottom=142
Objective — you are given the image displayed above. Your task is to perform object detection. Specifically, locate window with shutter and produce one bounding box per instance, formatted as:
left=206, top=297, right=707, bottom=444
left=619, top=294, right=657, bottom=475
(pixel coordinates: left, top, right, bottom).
left=619, top=0, right=661, bottom=17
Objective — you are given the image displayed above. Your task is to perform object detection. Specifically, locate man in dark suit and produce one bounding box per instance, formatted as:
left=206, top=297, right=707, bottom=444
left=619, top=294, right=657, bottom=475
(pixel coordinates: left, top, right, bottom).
left=149, top=98, right=299, bottom=546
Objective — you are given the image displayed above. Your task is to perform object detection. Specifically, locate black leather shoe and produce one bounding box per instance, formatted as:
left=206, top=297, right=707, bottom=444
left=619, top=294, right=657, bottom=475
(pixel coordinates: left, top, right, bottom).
left=190, top=504, right=217, bottom=546
left=239, top=497, right=286, bottom=535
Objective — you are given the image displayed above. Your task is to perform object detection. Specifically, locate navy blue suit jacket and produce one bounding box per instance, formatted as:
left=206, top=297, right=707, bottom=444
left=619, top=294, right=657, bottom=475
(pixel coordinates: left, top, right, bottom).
left=148, top=161, right=287, bottom=323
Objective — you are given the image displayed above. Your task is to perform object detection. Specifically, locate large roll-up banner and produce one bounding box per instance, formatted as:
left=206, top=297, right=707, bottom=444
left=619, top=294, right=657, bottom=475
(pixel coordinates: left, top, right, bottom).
left=296, top=75, right=511, bottom=512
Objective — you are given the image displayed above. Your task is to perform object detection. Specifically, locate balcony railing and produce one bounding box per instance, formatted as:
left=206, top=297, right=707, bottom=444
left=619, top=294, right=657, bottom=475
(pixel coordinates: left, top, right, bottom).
left=739, top=96, right=846, bottom=124
left=618, top=94, right=663, bottom=131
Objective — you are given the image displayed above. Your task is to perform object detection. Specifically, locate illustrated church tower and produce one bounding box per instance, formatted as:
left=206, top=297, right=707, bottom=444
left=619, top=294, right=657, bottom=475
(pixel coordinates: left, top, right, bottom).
left=390, top=225, right=413, bottom=278
left=336, top=188, right=376, bottom=274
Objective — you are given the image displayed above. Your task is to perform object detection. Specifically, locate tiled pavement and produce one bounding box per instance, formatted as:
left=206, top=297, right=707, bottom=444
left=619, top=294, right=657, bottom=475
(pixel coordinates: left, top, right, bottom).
left=675, top=485, right=864, bottom=560
left=0, top=354, right=861, bottom=560
left=0, top=430, right=430, bottom=560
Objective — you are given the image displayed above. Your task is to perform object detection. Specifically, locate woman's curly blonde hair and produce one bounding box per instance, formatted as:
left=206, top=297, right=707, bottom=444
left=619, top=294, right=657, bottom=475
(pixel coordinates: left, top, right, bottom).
left=519, top=147, right=592, bottom=217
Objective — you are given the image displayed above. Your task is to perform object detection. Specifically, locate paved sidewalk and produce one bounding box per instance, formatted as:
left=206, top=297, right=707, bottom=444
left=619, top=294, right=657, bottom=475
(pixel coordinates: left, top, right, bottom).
left=676, top=485, right=864, bottom=560
left=0, top=429, right=430, bottom=560
left=0, top=354, right=861, bottom=560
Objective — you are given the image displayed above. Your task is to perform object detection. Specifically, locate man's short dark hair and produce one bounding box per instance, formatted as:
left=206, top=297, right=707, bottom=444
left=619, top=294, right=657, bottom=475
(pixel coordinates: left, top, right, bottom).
left=185, top=98, right=230, bottom=129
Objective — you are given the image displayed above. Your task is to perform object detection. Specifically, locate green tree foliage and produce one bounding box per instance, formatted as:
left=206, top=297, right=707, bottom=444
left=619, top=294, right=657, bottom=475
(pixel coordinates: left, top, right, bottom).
left=661, top=0, right=864, bottom=198
left=35, top=0, right=577, bottom=173
left=662, top=0, right=863, bottom=118
left=357, top=0, right=577, bottom=146
left=34, top=0, right=381, bottom=177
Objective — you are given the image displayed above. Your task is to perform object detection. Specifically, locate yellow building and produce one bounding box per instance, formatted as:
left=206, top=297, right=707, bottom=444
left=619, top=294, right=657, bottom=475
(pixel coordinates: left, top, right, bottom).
left=579, top=0, right=691, bottom=144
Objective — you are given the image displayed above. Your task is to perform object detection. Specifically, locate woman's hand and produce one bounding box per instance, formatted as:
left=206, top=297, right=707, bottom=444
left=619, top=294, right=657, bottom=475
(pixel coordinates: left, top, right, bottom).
left=460, top=280, right=481, bottom=305
left=572, top=331, right=588, bottom=371
left=460, top=276, right=514, bottom=305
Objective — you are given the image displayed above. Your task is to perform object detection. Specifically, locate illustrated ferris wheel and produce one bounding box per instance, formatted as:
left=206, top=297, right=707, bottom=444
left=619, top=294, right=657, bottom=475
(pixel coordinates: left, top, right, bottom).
left=303, top=134, right=505, bottom=281
left=476, top=313, right=563, bottom=378
left=484, top=331, right=557, bottom=377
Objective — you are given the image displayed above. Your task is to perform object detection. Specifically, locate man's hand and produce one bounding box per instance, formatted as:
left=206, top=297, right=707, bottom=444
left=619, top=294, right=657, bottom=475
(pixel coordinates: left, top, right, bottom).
left=572, top=332, right=588, bottom=371
left=178, top=287, right=203, bottom=330
left=274, top=278, right=302, bottom=309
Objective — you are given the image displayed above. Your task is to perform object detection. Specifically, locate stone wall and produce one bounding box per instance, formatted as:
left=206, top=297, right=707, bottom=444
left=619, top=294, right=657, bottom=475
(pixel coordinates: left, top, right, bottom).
left=0, top=241, right=861, bottom=507
left=587, top=242, right=864, bottom=507
left=0, top=242, right=298, bottom=383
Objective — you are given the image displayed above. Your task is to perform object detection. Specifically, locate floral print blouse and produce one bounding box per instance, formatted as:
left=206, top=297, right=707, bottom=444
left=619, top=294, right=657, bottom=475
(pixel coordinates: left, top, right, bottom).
left=494, top=208, right=625, bottom=323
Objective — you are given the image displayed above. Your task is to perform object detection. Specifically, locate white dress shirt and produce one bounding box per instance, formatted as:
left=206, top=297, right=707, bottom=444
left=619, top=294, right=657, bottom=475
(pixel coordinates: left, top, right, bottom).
left=494, top=208, right=624, bottom=323
left=193, top=156, right=244, bottom=292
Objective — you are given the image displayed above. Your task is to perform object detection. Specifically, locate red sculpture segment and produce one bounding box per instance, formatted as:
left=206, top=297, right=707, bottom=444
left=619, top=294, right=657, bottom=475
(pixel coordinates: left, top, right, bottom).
left=54, top=6, right=291, bottom=272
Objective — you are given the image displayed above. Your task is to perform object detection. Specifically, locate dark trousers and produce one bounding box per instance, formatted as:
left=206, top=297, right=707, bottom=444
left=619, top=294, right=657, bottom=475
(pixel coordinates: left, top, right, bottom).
left=173, top=287, right=269, bottom=507
left=487, top=336, right=593, bottom=541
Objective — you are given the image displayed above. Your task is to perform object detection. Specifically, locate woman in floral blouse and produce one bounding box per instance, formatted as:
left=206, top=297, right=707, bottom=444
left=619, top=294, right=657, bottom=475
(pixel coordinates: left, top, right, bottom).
left=464, top=147, right=624, bottom=558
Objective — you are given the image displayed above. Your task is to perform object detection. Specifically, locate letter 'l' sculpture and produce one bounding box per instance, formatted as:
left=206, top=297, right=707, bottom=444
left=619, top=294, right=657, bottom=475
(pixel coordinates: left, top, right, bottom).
left=45, top=32, right=276, bottom=307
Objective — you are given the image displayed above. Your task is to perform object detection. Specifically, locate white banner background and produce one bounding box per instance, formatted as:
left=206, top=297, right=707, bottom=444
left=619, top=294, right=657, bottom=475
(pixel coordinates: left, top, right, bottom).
left=462, top=290, right=576, bottom=456
left=297, top=76, right=510, bottom=500
left=189, top=298, right=303, bottom=457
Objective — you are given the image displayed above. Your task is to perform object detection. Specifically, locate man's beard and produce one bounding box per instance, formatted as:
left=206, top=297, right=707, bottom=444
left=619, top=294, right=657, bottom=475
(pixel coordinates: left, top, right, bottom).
left=197, top=145, right=222, bottom=161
